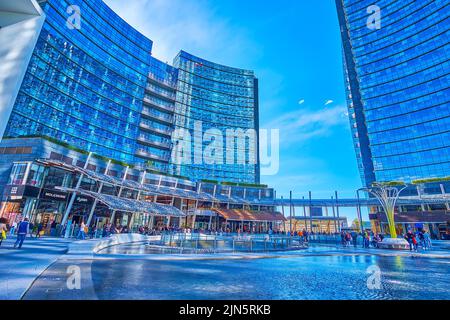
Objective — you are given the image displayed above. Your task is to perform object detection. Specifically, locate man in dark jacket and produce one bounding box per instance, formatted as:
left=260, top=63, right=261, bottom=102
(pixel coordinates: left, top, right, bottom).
left=14, top=218, right=30, bottom=249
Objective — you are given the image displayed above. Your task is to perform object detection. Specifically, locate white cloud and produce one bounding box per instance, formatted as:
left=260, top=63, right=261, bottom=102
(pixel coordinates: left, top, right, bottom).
left=265, top=104, right=348, bottom=146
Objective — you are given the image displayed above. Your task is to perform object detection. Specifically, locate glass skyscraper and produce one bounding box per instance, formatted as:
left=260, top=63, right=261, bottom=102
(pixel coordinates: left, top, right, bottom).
left=171, top=51, right=260, bottom=184
left=336, top=0, right=450, bottom=187
left=1, top=0, right=260, bottom=184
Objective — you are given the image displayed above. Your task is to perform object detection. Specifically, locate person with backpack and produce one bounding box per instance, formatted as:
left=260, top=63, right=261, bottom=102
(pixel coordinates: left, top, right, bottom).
left=14, top=218, right=30, bottom=249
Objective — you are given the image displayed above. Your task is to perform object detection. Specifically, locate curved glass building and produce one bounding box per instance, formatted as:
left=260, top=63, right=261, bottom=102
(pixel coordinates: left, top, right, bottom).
left=171, top=51, right=260, bottom=184
left=0, top=0, right=260, bottom=184
left=4, top=0, right=153, bottom=165
left=336, top=0, right=450, bottom=186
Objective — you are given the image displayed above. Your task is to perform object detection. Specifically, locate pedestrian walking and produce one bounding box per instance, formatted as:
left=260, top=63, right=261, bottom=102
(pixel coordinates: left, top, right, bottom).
left=10, top=221, right=17, bottom=236
left=36, top=222, right=44, bottom=238
left=423, top=230, right=432, bottom=250
left=14, top=218, right=30, bottom=249
left=77, top=220, right=86, bottom=240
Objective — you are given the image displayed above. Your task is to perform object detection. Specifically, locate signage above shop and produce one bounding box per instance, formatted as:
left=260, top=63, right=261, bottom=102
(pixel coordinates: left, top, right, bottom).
left=41, top=189, right=68, bottom=201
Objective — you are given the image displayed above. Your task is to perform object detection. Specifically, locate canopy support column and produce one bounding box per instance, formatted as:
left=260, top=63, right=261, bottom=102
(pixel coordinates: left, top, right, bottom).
left=110, top=166, right=129, bottom=225
left=62, top=152, right=92, bottom=232
left=128, top=171, right=147, bottom=230
left=87, top=160, right=111, bottom=226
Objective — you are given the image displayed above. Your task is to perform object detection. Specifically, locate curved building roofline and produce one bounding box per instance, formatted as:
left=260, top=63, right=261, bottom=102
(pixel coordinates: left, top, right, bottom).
left=175, top=50, right=255, bottom=76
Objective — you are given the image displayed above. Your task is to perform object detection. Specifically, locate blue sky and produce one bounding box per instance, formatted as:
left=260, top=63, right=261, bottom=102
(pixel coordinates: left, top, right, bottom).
left=104, top=0, right=363, bottom=222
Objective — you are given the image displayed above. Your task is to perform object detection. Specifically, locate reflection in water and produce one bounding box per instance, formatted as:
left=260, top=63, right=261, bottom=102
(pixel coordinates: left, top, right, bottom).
left=23, top=247, right=450, bottom=300
left=88, top=255, right=449, bottom=300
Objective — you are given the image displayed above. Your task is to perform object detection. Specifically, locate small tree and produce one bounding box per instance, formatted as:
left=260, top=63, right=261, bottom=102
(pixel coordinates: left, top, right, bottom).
left=364, top=182, right=406, bottom=238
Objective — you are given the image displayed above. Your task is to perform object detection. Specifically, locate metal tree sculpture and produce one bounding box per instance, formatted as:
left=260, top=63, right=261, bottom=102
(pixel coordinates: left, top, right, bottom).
left=366, top=183, right=406, bottom=238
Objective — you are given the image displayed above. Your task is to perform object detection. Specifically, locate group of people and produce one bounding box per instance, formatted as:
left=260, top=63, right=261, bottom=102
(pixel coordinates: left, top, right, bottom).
left=340, top=230, right=385, bottom=248
left=404, top=229, right=432, bottom=251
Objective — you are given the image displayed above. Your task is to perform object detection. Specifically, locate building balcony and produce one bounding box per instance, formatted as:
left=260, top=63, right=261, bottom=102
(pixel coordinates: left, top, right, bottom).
left=135, top=149, right=170, bottom=162
left=141, top=108, right=173, bottom=125
left=137, top=136, right=171, bottom=150
left=147, top=74, right=177, bottom=91
left=145, top=86, right=177, bottom=102
left=139, top=122, right=173, bottom=137
left=143, top=97, right=175, bottom=113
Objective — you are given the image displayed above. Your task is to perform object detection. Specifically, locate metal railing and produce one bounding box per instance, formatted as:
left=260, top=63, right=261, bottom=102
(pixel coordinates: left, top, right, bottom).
left=155, top=233, right=307, bottom=254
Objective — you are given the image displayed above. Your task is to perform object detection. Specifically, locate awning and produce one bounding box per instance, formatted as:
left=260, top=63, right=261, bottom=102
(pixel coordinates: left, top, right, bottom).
left=375, top=211, right=450, bottom=224
left=56, top=187, right=185, bottom=217
left=213, top=209, right=286, bottom=222
left=37, top=159, right=245, bottom=204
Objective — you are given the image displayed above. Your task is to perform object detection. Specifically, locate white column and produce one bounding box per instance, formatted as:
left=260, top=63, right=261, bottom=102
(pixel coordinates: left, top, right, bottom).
left=110, top=166, right=129, bottom=224
left=440, top=184, right=450, bottom=210
left=61, top=152, right=93, bottom=228
left=417, top=185, right=426, bottom=211
left=128, top=170, right=147, bottom=229
left=87, top=160, right=111, bottom=226
left=191, top=215, right=197, bottom=229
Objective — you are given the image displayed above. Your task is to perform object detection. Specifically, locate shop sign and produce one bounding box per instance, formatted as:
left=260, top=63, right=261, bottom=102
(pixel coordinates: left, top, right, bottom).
left=75, top=196, right=93, bottom=205
left=41, top=189, right=68, bottom=201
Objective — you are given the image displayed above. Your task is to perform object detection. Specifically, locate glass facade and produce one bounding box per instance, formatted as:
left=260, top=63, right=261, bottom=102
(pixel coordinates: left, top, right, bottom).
left=4, top=0, right=153, bottom=165
left=171, top=51, right=260, bottom=184
left=137, top=57, right=178, bottom=173
left=2, top=0, right=260, bottom=184
left=336, top=0, right=450, bottom=186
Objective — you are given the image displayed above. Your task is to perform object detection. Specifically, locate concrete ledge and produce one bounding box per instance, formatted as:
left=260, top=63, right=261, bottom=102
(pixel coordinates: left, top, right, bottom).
left=67, top=234, right=159, bottom=257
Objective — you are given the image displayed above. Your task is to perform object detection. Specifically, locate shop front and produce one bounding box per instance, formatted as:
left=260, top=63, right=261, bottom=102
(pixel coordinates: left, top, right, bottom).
left=370, top=211, right=450, bottom=239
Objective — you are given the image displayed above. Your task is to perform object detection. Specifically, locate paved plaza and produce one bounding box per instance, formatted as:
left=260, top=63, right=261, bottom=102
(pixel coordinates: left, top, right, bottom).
left=0, top=237, right=72, bottom=300
left=0, top=235, right=449, bottom=300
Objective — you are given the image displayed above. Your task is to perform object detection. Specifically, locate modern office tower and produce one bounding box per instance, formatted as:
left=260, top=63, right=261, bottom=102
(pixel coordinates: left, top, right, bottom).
left=0, top=0, right=260, bottom=185
left=3, top=0, right=154, bottom=166
left=336, top=0, right=450, bottom=187
left=138, top=57, right=178, bottom=173
left=171, top=51, right=260, bottom=184
left=0, top=0, right=271, bottom=229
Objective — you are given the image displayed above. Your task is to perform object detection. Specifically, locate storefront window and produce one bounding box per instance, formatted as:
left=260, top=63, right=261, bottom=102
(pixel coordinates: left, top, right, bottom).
left=8, top=163, right=29, bottom=185
left=44, top=167, right=73, bottom=189
left=27, top=164, right=46, bottom=187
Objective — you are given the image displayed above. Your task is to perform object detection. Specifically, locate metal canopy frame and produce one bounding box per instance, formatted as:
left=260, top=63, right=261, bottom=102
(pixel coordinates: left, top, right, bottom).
left=37, top=159, right=450, bottom=209
left=56, top=187, right=185, bottom=217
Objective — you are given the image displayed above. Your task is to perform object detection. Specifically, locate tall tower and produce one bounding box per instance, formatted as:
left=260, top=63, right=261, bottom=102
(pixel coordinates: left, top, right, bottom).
left=336, top=0, right=450, bottom=186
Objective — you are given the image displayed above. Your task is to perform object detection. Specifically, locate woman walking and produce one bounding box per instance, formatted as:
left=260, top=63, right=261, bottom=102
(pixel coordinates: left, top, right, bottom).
left=77, top=220, right=86, bottom=240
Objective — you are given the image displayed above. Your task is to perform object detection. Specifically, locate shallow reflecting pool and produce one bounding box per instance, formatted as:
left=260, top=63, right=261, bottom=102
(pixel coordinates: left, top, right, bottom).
left=24, top=250, right=450, bottom=300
